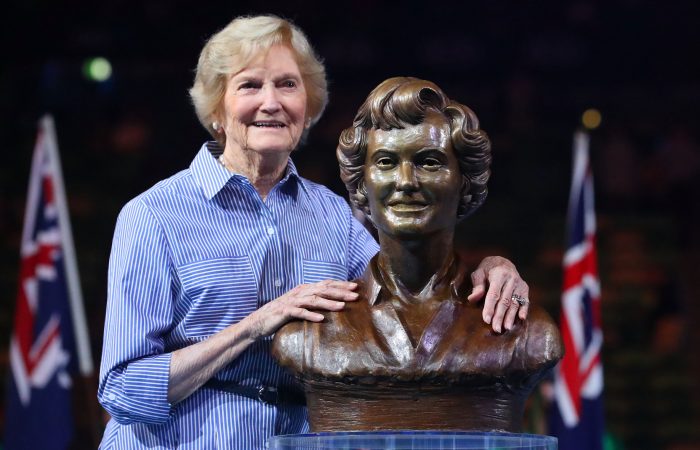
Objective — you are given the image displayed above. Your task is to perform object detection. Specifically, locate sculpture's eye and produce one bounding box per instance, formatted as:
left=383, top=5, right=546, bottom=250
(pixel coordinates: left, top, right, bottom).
left=421, top=157, right=442, bottom=171
left=375, top=156, right=395, bottom=169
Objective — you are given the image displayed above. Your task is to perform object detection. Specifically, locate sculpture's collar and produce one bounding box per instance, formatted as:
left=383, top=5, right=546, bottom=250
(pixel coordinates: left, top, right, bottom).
left=362, top=253, right=471, bottom=306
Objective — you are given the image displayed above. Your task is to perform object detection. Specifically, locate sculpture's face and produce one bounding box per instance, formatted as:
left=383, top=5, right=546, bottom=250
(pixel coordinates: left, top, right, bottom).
left=364, top=111, right=463, bottom=238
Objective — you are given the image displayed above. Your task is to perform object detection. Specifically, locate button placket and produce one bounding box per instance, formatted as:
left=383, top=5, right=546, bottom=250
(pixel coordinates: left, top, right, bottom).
left=259, top=203, right=286, bottom=302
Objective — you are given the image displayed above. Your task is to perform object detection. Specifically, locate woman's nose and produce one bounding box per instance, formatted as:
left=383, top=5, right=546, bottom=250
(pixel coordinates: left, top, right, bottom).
left=396, top=161, right=419, bottom=191
left=260, top=84, right=282, bottom=113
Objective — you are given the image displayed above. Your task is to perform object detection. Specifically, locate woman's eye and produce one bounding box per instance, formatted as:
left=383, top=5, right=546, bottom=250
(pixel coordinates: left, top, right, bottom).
left=281, top=80, right=297, bottom=88
left=239, top=81, right=260, bottom=90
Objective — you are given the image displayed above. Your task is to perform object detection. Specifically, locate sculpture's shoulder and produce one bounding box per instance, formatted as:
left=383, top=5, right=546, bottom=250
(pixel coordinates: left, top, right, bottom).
left=271, top=319, right=307, bottom=374
left=517, top=305, right=564, bottom=370
left=272, top=293, right=374, bottom=378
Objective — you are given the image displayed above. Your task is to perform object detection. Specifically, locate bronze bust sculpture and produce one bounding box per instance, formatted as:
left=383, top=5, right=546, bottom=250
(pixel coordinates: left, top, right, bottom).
left=272, top=77, right=563, bottom=432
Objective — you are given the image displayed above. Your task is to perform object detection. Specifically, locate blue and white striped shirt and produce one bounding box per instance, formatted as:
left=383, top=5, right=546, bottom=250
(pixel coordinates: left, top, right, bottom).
left=98, top=142, right=378, bottom=449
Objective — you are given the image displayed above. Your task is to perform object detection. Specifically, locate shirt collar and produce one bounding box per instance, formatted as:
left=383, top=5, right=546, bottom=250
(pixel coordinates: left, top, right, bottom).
left=190, top=141, right=309, bottom=200
left=361, top=253, right=470, bottom=306
left=279, top=158, right=310, bottom=196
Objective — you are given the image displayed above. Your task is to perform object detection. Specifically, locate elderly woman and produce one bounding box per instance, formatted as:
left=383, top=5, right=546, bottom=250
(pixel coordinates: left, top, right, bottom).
left=273, top=77, right=562, bottom=432
left=98, top=16, right=530, bottom=449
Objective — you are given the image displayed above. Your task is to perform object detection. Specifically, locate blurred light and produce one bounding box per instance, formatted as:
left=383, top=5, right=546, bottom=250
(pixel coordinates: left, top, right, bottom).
left=581, top=108, right=602, bottom=130
left=83, top=57, right=112, bottom=82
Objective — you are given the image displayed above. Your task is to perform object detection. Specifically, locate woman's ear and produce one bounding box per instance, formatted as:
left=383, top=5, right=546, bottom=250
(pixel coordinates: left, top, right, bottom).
left=211, top=105, right=226, bottom=131
left=210, top=112, right=226, bottom=144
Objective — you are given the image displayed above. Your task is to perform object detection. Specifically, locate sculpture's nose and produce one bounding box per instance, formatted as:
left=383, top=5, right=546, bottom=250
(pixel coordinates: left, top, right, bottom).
left=396, top=161, right=419, bottom=192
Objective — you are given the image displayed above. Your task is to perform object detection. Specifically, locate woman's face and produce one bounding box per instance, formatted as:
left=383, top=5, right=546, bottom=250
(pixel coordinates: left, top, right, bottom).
left=364, top=111, right=463, bottom=239
left=219, top=45, right=307, bottom=158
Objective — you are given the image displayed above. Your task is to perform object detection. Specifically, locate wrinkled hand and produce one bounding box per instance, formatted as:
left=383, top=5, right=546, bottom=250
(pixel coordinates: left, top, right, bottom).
left=467, top=256, right=530, bottom=333
left=244, top=280, right=359, bottom=340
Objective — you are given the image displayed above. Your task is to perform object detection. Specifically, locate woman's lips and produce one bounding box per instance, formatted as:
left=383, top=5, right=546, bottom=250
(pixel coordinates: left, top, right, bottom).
left=251, top=120, right=286, bottom=128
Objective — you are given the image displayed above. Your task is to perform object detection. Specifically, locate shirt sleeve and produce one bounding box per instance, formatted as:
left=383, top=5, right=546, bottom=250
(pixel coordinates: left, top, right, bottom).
left=346, top=209, right=379, bottom=280
left=98, top=199, right=175, bottom=425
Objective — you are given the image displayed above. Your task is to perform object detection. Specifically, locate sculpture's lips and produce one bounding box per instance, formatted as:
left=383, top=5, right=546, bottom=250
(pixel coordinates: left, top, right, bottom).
left=387, top=201, right=428, bottom=212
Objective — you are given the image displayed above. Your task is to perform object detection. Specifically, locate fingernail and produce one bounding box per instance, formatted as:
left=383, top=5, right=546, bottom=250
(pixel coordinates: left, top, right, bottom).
left=505, top=323, right=512, bottom=331
left=484, top=314, right=492, bottom=324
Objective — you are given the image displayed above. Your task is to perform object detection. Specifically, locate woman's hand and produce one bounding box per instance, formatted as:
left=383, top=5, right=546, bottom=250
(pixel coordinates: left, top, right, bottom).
left=467, top=256, right=530, bottom=333
left=168, top=280, right=358, bottom=404
left=243, top=280, right=359, bottom=340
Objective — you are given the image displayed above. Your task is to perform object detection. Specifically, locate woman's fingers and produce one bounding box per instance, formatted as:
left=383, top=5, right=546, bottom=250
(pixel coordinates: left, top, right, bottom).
left=251, top=280, right=359, bottom=337
left=503, top=294, right=521, bottom=332
left=304, top=281, right=359, bottom=303
left=468, top=268, right=487, bottom=303
left=516, top=283, right=530, bottom=321
left=481, top=266, right=508, bottom=325
left=300, top=296, right=347, bottom=311
left=490, top=273, right=516, bottom=333
left=288, top=307, right=325, bottom=322
left=470, top=258, right=532, bottom=332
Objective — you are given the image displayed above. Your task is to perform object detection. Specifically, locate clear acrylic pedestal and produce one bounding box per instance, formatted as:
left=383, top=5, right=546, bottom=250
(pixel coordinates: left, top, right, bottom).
left=268, top=431, right=557, bottom=449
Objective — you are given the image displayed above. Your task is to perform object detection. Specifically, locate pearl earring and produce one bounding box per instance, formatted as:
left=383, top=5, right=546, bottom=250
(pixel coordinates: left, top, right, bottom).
left=212, top=121, right=220, bottom=132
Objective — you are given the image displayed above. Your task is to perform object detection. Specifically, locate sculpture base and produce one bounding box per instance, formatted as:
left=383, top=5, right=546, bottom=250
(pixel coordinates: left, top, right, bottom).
left=268, top=431, right=557, bottom=449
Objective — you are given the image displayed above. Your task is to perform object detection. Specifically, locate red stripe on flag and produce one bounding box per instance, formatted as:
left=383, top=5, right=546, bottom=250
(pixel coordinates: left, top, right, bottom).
left=15, top=258, right=37, bottom=367
left=42, top=175, right=55, bottom=205
left=559, top=311, right=583, bottom=416
left=563, top=239, right=596, bottom=292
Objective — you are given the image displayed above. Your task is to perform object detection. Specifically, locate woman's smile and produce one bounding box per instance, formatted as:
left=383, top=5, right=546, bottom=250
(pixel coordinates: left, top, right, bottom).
left=220, top=45, right=308, bottom=158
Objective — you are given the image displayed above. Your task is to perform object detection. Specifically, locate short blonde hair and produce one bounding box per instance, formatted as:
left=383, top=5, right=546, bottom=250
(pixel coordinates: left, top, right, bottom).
left=189, top=15, right=328, bottom=142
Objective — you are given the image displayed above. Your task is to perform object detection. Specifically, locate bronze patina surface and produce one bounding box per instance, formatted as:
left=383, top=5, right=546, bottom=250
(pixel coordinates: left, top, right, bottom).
left=272, top=77, right=563, bottom=432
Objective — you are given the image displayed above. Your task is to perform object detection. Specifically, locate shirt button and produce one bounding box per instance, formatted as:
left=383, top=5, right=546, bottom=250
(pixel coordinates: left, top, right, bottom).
left=267, top=227, right=275, bottom=235
left=274, top=279, right=282, bottom=287
left=108, top=393, right=117, bottom=401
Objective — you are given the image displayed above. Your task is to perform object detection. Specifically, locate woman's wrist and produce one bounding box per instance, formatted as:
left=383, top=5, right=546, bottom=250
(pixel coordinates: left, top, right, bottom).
left=230, top=314, right=262, bottom=345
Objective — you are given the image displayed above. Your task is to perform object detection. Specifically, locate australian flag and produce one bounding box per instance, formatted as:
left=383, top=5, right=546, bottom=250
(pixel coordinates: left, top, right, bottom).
left=4, top=116, right=93, bottom=449
left=549, top=131, right=605, bottom=450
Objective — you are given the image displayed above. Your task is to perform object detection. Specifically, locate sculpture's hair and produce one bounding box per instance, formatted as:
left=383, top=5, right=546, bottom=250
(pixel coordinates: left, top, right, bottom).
left=189, top=15, right=328, bottom=144
left=336, top=77, right=492, bottom=221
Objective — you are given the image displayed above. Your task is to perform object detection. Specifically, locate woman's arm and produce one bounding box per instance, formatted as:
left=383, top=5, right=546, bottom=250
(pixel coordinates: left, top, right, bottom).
left=101, top=199, right=361, bottom=420
left=98, top=200, right=177, bottom=424
left=167, top=279, right=358, bottom=404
